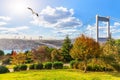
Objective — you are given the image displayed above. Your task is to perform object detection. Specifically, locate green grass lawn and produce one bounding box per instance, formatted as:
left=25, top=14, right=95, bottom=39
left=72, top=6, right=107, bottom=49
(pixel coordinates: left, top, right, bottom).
left=0, top=69, right=120, bottom=80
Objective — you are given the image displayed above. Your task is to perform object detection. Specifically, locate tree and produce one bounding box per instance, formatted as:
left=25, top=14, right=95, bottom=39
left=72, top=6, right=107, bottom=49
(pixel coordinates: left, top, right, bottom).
left=115, top=39, right=120, bottom=53
left=51, top=49, right=63, bottom=62
left=102, top=39, right=120, bottom=71
left=11, top=52, right=26, bottom=65
left=70, top=34, right=101, bottom=72
left=61, top=35, right=73, bottom=62
left=102, top=39, right=118, bottom=55
left=0, top=50, right=5, bottom=61
left=32, top=46, right=50, bottom=63
left=0, top=50, right=4, bottom=56
left=24, top=50, right=33, bottom=63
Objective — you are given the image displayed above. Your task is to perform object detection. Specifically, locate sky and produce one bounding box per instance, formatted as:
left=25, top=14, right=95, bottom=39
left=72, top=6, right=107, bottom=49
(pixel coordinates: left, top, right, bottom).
left=0, top=0, right=120, bottom=40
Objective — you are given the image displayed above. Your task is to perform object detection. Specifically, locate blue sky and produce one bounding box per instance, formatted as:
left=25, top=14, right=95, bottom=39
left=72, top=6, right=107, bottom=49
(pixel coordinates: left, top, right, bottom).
left=0, top=0, right=120, bottom=40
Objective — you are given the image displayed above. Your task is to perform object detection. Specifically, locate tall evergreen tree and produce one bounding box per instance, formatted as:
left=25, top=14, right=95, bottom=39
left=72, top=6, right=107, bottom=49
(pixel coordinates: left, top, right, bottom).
left=61, top=35, right=72, bottom=62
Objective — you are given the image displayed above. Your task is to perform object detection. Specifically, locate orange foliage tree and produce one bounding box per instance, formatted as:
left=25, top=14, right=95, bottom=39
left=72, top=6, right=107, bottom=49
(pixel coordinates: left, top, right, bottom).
left=11, top=51, right=26, bottom=65
left=70, top=34, right=101, bottom=72
left=32, top=46, right=51, bottom=63
left=51, top=49, right=63, bottom=62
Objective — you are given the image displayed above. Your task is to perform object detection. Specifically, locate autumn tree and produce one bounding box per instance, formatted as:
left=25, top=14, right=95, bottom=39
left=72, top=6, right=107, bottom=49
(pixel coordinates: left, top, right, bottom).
left=32, top=46, right=50, bottom=63
left=61, top=35, right=73, bottom=62
left=102, top=39, right=118, bottom=55
left=51, top=49, right=63, bottom=62
left=102, top=39, right=120, bottom=71
left=115, top=39, right=120, bottom=54
left=70, top=34, right=101, bottom=72
left=12, top=52, right=26, bottom=65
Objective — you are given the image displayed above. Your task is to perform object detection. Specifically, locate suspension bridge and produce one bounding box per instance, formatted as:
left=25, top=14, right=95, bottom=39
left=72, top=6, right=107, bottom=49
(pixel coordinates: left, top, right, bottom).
left=70, top=15, right=120, bottom=42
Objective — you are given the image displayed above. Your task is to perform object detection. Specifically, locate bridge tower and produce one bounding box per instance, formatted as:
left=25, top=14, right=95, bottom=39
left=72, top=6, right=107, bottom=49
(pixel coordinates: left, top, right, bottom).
left=96, top=15, right=110, bottom=42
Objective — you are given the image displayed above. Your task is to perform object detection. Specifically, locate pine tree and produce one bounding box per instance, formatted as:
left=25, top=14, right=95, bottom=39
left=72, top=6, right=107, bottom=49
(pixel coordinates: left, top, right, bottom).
left=61, top=35, right=72, bottom=62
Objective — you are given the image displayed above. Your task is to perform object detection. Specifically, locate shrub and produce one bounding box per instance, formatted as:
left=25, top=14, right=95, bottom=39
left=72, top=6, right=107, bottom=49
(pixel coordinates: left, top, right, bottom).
left=53, top=62, right=63, bottom=69
left=44, top=62, right=52, bottom=69
left=87, top=64, right=114, bottom=72
left=111, top=63, right=120, bottom=72
left=29, top=64, right=35, bottom=70
left=63, top=66, right=70, bottom=69
left=70, top=60, right=76, bottom=68
left=35, top=63, right=43, bottom=69
left=72, top=62, right=79, bottom=69
left=20, top=64, right=27, bottom=71
left=13, top=65, right=20, bottom=72
left=77, top=62, right=84, bottom=70
left=2, top=58, right=11, bottom=65
left=0, top=66, right=9, bottom=74
left=70, top=60, right=84, bottom=69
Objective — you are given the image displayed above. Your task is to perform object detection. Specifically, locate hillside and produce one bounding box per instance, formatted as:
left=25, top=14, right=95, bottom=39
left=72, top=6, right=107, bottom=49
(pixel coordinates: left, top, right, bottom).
left=0, top=39, right=63, bottom=50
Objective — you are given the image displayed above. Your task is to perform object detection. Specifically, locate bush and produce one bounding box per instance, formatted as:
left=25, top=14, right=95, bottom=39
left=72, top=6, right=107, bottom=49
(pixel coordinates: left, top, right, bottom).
left=53, top=62, right=63, bottom=69
left=87, top=65, right=113, bottom=72
left=44, top=62, right=52, bottom=69
left=13, top=65, right=20, bottom=72
left=111, top=63, right=120, bottom=72
left=20, top=64, right=27, bottom=71
left=2, top=58, right=11, bottom=65
left=77, top=62, right=84, bottom=70
left=14, top=65, right=27, bottom=71
left=70, top=60, right=82, bottom=69
left=35, top=63, right=43, bottom=69
left=25, top=59, right=33, bottom=64
left=0, top=66, right=9, bottom=74
left=63, top=66, right=70, bottom=69
left=29, top=64, right=35, bottom=70
left=70, top=60, right=76, bottom=68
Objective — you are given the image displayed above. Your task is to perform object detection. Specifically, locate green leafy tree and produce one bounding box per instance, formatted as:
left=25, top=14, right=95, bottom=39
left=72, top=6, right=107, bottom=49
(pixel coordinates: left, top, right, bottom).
left=61, top=35, right=73, bottom=62
left=0, top=50, right=4, bottom=61
left=24, top=50, right=33, bottom=63
left=0, top=50, right=4, bottom=56
left=70, top=34, right=101, bottom=72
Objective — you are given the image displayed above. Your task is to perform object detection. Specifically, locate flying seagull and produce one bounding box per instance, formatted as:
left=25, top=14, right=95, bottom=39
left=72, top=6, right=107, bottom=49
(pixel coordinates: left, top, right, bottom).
left=28, top=7, right=39, bottom=17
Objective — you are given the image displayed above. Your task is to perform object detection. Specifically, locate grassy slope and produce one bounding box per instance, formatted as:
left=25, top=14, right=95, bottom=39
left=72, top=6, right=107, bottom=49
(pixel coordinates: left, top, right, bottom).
left=0, top=70, right=120, bottom=80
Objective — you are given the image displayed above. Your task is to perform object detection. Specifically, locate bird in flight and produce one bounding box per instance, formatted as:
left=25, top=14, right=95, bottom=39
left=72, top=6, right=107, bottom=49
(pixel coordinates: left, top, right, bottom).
left=28, top=7, right=39, bottom=17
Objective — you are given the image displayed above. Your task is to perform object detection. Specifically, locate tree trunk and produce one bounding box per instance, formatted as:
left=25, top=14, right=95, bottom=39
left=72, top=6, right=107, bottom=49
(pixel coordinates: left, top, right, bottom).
left=84, top=60, right=87, bottom=73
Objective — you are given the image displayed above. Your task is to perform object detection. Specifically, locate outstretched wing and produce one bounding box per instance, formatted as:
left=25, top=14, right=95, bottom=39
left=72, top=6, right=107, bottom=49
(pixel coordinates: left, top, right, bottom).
left=28, top=7, right=39, bottom=17
left=28, top=7, right=34, bottom=14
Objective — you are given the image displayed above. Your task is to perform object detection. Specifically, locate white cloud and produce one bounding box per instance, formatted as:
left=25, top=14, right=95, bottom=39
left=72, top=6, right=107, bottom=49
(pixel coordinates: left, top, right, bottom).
left=85, top=21, right=120, bottom=38
left=0, top=16, right=11, bottom=21
left=0, top=22, right=7, bottom=26
left=54, top=28, right=81, bottom=38
left=0, top=16, right=11, bottom=26
left=30, top=6, right=82, bottom=38
left=114, top=22, right=120, bottom=27
left=30, top=6, right=82, bottom=29
left=0, top=26, right=29, bottom=34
